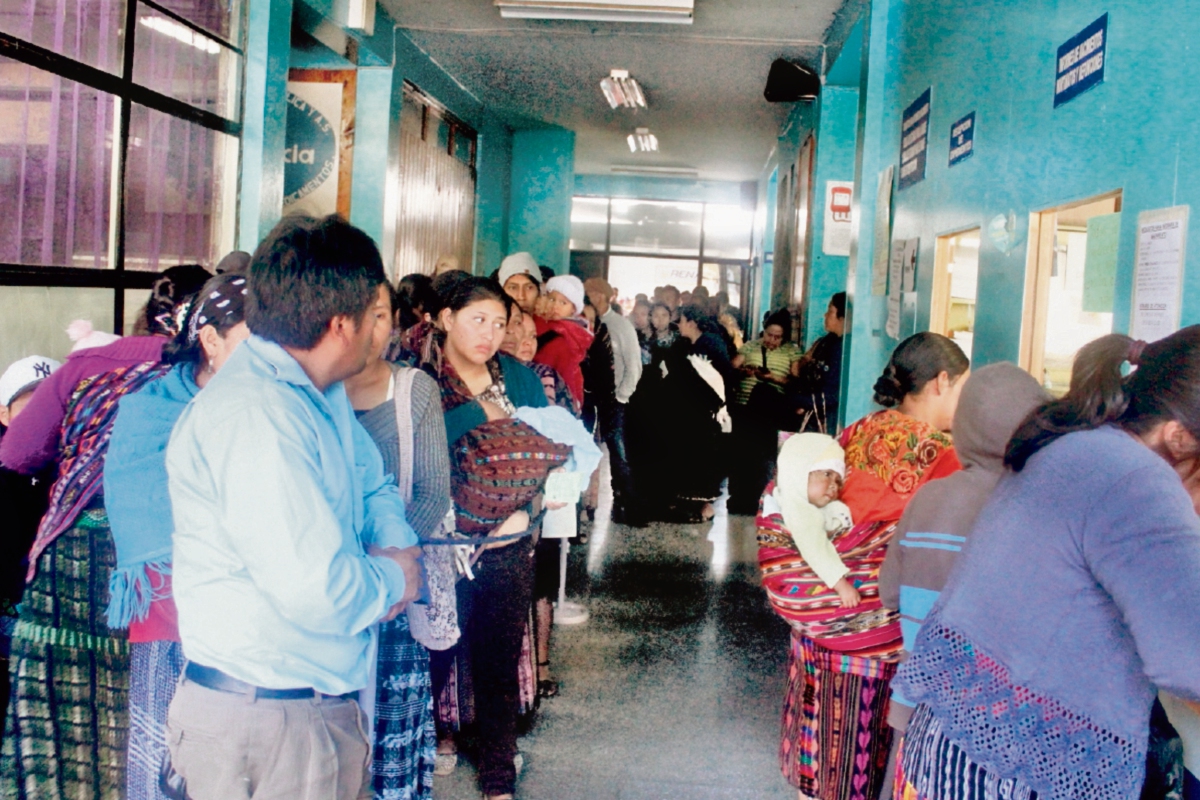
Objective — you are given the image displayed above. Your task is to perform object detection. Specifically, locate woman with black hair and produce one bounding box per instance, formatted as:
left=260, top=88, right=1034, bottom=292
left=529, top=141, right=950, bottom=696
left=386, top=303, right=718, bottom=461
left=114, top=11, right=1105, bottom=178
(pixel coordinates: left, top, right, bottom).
left=102, top=273, right=250, bottom=800
left=658, top=303, right=737, bottom=522
left=408, top=275, right=556, bottom=800
left=0, top=264, right=211, bottom=799
left=778, top=332, right=967, bottom=800
left=892, top=328, right=1200, bottom=800
left=396, top=272, right=437, bottom=332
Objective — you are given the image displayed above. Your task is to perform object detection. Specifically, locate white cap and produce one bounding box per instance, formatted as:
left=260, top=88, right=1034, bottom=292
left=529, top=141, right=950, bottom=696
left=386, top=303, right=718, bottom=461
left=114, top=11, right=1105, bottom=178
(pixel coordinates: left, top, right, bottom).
left=0, top=355, right=61, bottom=407
left=545, top=275, right=586, bottom=317
left=498, top=252, right=542, bottom=287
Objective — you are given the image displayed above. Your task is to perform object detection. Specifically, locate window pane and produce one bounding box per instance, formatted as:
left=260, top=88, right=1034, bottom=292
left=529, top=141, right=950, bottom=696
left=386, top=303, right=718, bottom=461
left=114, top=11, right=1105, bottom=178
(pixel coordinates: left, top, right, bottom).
left=701, top=262, right=720, bottom=292
left=123, top=288, right=151, bottom=334
left=0, top=58, right=114, bottom=268
left=609, top=199, right=701, bottom=256
left=124, top=104, right=238, bottom=271
left=133, top=7, right=242, bottom=122
left=607, top=255, right=698, bottom=315
left=0, top=286, right=114, bottom=368
left=569, top=197, right=608, bottom=252
left=0, top=0, right=125, bottom=74
left=150, top=0, right=242, bottom=45
left=702, top=203, right=753, bottom=259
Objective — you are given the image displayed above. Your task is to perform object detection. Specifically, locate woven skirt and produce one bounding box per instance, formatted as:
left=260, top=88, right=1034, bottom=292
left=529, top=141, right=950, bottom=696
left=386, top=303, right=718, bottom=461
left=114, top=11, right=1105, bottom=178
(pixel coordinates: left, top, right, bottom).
left=372, top=614, right=435, bottom=800
left=126, top=640, right=186, bottom=800
left=780, top=632, right=896, bottom=800
left=894, top=704, right=1039, bottom=800
left=1, top=506, right=129, bottom=800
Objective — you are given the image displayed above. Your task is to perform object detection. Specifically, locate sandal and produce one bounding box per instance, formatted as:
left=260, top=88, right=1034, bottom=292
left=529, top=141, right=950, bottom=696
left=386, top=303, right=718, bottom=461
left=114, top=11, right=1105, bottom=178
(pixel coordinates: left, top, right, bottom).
left=537, top=661, right=558, bottom=698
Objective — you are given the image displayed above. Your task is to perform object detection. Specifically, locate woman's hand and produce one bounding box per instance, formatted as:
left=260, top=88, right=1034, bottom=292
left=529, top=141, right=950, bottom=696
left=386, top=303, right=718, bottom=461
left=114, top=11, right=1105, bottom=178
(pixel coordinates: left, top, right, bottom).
left=484, top=510, right=530, bottom=551
left=834, top=577, right=861, bottom=609
left=478, top=399, right=508, bottom=421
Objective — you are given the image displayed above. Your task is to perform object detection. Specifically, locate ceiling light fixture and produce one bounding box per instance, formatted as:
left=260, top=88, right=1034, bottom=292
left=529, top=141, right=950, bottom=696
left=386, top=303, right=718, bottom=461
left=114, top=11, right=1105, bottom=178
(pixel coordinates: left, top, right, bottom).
left=611, top=165, right=698, bottom=177
left=626, top=127, right=658, bottom=153
left=495, top=0, right=693, bottom=24
left=601, top=70, right=647, bottom=110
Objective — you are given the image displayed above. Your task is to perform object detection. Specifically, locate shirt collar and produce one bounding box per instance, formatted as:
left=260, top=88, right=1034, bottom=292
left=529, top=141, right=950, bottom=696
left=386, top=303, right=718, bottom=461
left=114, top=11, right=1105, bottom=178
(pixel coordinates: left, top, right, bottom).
left=242, top=334, right=318, bottom=389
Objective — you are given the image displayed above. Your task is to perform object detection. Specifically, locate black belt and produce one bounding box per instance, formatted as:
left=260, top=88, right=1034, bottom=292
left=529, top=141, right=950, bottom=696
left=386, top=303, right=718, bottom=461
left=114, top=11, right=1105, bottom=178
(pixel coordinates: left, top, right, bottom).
left=184, top=662, right=357, bottom=702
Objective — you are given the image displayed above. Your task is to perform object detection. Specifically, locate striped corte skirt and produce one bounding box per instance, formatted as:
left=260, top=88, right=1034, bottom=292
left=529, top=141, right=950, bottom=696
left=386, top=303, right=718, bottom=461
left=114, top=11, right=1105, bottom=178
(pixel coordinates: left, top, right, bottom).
left=780, top=631, right=897, bottom=800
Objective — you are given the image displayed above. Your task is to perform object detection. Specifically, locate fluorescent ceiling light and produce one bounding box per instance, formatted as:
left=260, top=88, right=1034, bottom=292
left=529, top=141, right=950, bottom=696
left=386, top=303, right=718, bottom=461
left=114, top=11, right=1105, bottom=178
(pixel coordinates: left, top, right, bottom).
left=495, top=0, right=693, bottom=24
left=601, top=70, right=647, bottom=110
left=139, top=16, right=220, bottom=54
left=611, top=165, right=699, bottom=177
left=626, top=127, right=658, bottom=153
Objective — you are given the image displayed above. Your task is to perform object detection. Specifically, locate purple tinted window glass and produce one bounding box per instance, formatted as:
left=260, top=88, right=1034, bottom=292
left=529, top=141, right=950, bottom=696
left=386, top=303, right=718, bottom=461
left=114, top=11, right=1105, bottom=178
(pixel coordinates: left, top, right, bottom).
left=0, top=0, right=125, bottom=75
left=149, top=0, right=241, bottom=46
left=0, top=57, right=113, bottom=268
left=123, top=103, right=235, bottom=271
left=133, top=6, right=242, bottom=122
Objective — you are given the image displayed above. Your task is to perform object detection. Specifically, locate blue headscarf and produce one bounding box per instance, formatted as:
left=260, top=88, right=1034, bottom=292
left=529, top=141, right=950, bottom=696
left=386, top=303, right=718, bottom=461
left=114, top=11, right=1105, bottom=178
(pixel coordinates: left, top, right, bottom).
left=103, top=362, right=198, bottom=628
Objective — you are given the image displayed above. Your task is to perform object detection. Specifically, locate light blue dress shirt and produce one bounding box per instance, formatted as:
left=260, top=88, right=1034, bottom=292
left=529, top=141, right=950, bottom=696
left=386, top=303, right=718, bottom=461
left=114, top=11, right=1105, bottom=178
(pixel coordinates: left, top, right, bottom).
left=166, top=335, right=417, bottom=695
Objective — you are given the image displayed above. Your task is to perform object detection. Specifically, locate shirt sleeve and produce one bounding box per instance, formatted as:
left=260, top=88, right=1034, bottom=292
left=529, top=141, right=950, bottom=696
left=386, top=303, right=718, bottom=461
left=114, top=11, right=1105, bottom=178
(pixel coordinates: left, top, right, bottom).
left=879, top=509, right=907, bottom=611
left=354, top=418, right=418, bottom=551
left=611, top=317, right=643, bottom=404
left=405, top=372, right=452, bottom=541
left=201, top=405, right=406, bottom=634
left=1085, top=464, right=1200, bottom=703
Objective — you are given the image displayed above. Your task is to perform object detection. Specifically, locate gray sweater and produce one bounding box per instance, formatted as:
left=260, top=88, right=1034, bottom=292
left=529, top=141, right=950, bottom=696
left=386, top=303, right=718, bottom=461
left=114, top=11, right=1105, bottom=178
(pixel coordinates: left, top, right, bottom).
left=355, top=367, right=450, bottom=542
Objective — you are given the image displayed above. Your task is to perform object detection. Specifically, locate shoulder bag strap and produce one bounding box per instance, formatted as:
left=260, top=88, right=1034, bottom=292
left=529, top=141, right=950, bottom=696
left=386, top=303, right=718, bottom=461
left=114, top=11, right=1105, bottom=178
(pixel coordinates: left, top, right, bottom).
left=393, top=367, right=419, bottom=505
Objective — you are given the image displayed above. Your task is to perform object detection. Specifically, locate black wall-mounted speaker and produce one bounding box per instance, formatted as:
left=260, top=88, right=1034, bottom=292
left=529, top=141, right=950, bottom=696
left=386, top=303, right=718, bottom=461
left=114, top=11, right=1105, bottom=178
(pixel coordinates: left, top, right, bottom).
left=764, top=58, right=820, bottom=102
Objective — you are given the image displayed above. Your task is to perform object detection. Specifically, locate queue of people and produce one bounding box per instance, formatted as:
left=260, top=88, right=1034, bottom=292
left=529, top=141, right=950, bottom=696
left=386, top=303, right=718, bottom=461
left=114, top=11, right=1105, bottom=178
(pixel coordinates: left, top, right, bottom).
left=757, top=327, right=1200, bottom=800
left=1, top=215, right=1199, bottom=800
left=0, top=220, right=603, bottom=800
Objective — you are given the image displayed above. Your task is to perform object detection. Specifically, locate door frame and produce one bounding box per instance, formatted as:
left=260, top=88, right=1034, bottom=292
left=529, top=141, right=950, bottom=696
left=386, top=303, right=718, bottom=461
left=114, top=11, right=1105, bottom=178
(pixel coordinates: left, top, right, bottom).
left=1019, top=190, right=1122, bottom=379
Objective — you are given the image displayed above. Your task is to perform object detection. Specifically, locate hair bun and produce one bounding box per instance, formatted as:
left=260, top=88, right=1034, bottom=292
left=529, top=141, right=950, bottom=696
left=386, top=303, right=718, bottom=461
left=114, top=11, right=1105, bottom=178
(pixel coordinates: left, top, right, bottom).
left=873, top=371, right=903, bottom=407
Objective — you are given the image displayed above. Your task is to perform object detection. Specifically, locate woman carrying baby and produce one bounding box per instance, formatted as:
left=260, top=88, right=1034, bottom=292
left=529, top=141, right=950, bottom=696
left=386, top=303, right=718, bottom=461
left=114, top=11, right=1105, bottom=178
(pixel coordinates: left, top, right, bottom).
left=758, top=332, right=968, bottom=800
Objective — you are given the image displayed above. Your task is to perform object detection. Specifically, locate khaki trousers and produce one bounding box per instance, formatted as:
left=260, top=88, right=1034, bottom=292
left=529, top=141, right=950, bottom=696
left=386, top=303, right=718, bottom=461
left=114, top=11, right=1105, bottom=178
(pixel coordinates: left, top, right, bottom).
left=166, top=678, right=372, bottom=800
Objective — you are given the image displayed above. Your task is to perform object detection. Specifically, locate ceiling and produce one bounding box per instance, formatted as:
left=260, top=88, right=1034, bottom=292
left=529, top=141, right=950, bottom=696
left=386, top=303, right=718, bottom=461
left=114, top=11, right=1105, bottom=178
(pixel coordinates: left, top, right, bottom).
left=378, top=0, right=854, bottom=182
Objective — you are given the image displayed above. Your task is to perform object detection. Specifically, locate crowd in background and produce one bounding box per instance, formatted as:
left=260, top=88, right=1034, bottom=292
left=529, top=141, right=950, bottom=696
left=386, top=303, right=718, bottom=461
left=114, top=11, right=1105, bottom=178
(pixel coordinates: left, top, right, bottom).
left=0, top=213, right=1198, bottom=800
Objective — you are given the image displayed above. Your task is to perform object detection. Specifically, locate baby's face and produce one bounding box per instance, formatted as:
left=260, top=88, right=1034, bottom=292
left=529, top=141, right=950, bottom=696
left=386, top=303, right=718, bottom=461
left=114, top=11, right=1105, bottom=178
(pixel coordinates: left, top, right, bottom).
left=807, top=469, right=843, bottom=508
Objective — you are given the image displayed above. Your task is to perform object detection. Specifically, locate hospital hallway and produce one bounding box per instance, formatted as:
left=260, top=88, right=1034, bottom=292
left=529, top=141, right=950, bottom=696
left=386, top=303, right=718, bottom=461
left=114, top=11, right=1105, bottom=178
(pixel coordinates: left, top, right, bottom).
left=435, top=484, right=795, bottom=800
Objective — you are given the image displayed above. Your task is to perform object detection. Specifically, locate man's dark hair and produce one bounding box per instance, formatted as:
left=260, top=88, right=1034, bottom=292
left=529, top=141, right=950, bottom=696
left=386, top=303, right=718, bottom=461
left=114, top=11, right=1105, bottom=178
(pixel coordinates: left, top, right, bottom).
left=829, top=291, right=847, bottom=319
left=246, top=215, right=386, bottom=349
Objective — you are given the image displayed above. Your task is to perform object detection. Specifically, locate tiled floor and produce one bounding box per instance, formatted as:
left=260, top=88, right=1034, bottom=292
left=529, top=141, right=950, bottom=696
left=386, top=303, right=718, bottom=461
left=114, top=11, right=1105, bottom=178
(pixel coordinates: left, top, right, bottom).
left=434, top=487, right=797, bottom=800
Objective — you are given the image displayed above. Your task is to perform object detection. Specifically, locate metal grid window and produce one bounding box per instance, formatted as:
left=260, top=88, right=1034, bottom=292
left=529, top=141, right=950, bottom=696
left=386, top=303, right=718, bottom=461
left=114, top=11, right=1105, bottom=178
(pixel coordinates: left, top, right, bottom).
left=0, top=0, right=243, bottom=366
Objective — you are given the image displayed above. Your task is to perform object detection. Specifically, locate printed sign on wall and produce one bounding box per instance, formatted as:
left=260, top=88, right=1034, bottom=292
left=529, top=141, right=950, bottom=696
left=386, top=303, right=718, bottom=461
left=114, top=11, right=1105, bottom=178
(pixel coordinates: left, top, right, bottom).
left=949, top=112, right=976, bottom=167
left=1130, top=205, right=1189, bottom=343
left=1055, top=13, right=1108, bottom=108
left=283, top=82, right=343, bottom=216
left=822, top=181, right=854, bottom=256
left=899, top=88, right=931, bottom=190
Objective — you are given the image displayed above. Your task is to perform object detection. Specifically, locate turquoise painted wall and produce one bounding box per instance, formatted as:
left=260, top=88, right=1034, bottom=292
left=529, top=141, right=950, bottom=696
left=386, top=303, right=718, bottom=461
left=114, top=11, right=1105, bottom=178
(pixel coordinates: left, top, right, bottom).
left=804, top=85, right=859, bottom=347
left=840, top=0, right=1200, bottom=424
left=508, top=129, right=576, bottom=276
left=238, top=0, right=292, bottom=252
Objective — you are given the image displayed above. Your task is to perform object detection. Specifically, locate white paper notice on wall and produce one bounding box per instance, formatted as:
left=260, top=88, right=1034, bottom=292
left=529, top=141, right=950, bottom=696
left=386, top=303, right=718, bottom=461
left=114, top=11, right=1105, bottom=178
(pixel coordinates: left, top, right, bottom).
left=871, top=166, right=894, bottom=295
left=886, top=239, right=904, bottom=338
left=823, top=181, right=854, bottom=256
left=1130, top=206, right=1189, bottom=343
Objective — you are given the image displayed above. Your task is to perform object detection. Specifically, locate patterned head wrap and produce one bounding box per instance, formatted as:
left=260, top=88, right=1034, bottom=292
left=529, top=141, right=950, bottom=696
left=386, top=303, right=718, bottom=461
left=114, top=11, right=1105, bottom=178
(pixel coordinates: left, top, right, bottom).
left=186, top=274, right=248, bottom=344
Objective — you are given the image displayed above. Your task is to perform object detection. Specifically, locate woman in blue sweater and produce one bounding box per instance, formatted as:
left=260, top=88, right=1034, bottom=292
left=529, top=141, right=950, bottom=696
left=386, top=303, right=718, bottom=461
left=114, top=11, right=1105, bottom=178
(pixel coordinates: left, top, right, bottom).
left=892, top=328, right=1200, bottom=800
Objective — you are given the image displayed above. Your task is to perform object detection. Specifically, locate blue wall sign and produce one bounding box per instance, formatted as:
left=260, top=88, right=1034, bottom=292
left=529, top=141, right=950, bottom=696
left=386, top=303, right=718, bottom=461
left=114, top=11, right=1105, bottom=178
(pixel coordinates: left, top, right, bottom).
left=283, top=91, right=337, bottom=206
left=1054, top=14, right=1108, bottom=108
left=899, top=87, right=931, bottom=190
left=949, top=111, right=975, bottom=167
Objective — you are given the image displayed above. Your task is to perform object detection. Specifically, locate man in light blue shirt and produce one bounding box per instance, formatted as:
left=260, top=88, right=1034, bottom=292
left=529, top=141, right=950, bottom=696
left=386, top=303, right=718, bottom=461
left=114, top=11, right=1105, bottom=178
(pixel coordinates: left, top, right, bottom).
left=165, top=215, right=422, bottom=800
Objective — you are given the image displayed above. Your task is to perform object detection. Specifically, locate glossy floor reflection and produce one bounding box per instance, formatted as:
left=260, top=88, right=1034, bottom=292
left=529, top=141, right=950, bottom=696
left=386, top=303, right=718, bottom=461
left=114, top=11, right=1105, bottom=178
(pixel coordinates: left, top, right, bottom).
left=434, top=479, right=795, bottom=800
